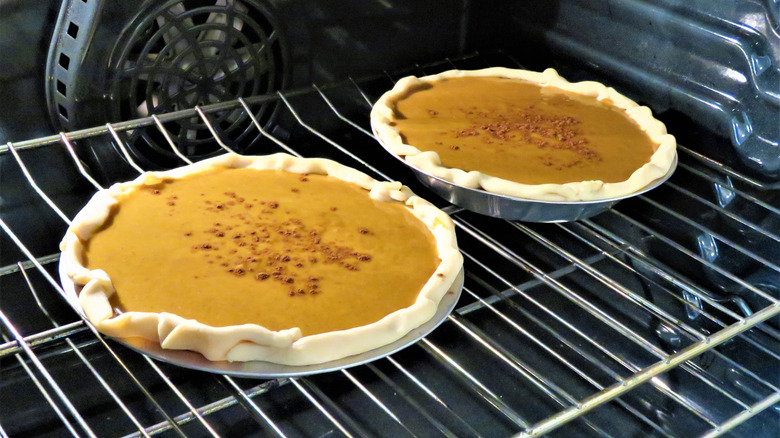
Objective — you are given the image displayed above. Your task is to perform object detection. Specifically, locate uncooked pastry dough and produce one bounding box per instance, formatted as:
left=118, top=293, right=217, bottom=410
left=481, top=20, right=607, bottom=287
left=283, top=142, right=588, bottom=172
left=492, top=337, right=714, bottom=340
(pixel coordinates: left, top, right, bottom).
left=59, top=153, right=463, bottom=365
left=370, top=67, right=677, bottom=202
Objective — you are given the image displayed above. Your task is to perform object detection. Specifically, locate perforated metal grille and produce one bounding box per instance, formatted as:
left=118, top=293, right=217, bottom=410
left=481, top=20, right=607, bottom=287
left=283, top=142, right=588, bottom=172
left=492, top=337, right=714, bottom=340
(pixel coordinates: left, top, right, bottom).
left=109, top=0, right=286, bottom=164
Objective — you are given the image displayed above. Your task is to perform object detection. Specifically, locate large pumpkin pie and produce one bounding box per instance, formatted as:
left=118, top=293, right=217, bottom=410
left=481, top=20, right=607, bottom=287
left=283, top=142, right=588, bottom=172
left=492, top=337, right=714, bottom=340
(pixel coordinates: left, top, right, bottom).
left=370, top=67, right=676, bottom=201
left=59, top=153, right=462, bottom=365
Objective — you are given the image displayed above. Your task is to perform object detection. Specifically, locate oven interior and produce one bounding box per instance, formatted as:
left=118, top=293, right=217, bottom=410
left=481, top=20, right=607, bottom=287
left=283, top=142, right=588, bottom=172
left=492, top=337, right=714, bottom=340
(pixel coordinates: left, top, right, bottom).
left=0, top=1, right=778, bottom=437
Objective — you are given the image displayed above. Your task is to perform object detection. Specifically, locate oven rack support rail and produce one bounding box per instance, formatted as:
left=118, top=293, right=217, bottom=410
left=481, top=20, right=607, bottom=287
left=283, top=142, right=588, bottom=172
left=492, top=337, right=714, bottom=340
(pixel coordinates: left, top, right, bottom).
left=1, top=55, right=778, bottom=437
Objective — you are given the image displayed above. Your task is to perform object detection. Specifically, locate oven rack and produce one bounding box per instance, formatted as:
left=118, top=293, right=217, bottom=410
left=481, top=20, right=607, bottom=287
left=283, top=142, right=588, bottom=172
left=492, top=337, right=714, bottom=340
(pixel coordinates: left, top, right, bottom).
left=1, top=54, right=778, bottom=437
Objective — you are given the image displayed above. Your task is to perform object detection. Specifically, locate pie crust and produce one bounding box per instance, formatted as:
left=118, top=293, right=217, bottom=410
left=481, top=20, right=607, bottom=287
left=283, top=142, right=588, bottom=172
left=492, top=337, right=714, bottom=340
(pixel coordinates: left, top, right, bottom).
left=59, top=153, right=462, bottom=365
left=370, top=67, right=677, bottom=202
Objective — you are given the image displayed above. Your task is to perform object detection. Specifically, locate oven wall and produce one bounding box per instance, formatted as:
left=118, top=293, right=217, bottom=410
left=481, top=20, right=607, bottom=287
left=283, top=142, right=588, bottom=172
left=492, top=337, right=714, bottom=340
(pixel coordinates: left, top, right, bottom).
left=466, top=0, right=780, bottom=180
left=0, top=0, right=60, bottom=144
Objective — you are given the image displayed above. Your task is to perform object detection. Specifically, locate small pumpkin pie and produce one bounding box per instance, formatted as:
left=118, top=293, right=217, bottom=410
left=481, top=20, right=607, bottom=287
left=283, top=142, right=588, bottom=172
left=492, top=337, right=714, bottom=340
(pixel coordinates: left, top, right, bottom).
left=59, top=153, right=462, bottom=365
left=370, top=67, right=676, bottom=202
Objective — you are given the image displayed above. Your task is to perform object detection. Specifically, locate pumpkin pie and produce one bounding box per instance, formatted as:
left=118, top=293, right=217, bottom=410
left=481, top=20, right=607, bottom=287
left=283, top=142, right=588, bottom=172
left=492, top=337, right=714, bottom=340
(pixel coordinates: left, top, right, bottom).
left=59, top=153, right=462, bottom=365
left=370, top=67, right=676, bottom=201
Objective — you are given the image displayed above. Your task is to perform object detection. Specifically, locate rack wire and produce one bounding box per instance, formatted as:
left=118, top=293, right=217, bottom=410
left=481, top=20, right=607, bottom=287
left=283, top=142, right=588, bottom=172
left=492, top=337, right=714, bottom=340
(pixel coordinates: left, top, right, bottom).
left=0, top=53, right=778, bottom=437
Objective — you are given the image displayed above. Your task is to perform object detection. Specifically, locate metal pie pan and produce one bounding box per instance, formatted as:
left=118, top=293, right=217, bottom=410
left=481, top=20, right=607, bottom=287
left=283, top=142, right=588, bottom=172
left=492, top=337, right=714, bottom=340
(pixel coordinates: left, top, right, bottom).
left=59, top=263, right=464, bottom=378
left=389, top=151, right=678, bottom=222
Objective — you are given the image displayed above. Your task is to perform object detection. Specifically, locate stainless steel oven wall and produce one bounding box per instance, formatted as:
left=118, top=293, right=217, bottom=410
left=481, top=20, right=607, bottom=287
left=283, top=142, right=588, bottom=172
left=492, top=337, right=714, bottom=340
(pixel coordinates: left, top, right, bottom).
left=467, top=0, right=780, bottom=181
left=0, top=1, right=60, bottom=144
left=0, top=0, right=84, bottom=265
left=463, top=0, right=780, bottom=331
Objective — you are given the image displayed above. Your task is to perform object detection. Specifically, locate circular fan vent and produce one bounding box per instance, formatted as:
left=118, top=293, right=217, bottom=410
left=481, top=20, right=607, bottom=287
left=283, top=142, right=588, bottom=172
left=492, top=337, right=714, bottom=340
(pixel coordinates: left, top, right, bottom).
left=109, top=0, right=286, bottom=166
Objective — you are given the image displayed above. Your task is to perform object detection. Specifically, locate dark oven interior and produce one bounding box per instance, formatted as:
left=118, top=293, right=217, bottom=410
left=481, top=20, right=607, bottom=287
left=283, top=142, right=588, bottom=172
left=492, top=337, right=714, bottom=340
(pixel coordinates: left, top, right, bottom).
left=0, top=1, right=778, bottom=437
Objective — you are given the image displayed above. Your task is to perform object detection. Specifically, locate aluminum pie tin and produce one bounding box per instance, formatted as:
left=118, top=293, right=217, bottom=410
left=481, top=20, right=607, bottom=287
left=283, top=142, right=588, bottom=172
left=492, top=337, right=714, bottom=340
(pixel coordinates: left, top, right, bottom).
left=59, top=263, right=463, bottom=378
left=380, top=144, right=678, bottom=222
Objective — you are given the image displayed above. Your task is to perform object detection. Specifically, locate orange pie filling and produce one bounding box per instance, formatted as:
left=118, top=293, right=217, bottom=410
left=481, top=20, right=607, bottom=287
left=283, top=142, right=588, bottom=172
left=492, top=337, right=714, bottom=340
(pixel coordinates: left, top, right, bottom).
left=371, top=68, right=676, bottom=201
left=60, top=154, right=463, bottom=365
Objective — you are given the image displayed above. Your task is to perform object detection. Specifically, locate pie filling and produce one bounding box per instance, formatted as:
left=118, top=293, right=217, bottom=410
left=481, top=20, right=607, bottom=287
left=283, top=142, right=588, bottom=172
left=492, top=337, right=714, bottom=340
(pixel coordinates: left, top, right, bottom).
left=390, top=76, right=658, bottom=185
left=84, top=168, right=440, bottom=336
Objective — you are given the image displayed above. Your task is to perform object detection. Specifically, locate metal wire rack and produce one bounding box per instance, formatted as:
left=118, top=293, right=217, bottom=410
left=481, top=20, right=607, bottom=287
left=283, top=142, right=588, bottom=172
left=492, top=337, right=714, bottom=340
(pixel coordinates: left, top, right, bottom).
left=0, top=54, right=778, bottom=437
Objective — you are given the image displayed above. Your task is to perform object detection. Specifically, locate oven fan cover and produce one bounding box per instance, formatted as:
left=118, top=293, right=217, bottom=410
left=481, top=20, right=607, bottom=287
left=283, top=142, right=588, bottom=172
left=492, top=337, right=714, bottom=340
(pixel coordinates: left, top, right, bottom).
left=46, top=0, right=287, bottom=169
